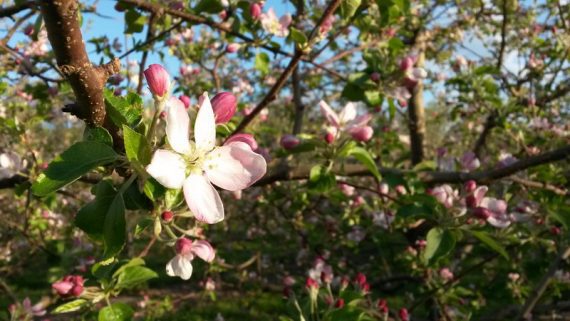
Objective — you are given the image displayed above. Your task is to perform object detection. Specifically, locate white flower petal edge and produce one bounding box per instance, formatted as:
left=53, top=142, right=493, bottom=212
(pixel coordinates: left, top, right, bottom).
left=204, top=142, right=267, bottom=191
left=194, top=93, right=216, bottom=152
left=339, top=102, right=357, bottom=124
left=146, top=150, right=187, bottom=189
left=166, top=97, right=191, bottom=155
left=183, top=174, right=224, bottom=224
left=166, top=255, right=194, bottom=280
left=319, top=100, right=340, bottom=127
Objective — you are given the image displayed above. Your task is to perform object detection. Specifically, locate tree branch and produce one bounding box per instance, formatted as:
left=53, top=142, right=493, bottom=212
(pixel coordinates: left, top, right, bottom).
left=407, top=42, right=426, bottom=165
left=0, top=1, right=36, bottom=18
left=40, top=0, right=120, bottom=134
left=231, top=0, right=343, bottom=134
left=515, top=246, right=570, bottom=321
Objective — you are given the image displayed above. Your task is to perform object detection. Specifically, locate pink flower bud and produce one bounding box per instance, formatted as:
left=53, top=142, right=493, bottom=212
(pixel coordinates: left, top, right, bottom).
left=354, top=272, right=367, bottom=287
left=377, top=299, right=389, bottom=314
left=211, top=92, right=237, bottom=124
left=324, top=131, right=335, bottom=144
left=305, top=277, right=319, bottom=289
left=321, top=271, right=333, bottom=284
left=464, top=180, right=477, bottom=193
left=472, top=207, right=492, bottom=220
left=175, top=237, right=193, bottom=255
left=349, top=126, right=374, bottom=142
left=179, top=95, right=191, bottom=109
left=551, top=226, right=561, bottom=235
left=384, top=27, right=396, bottom=38
left=395, top=185, right=407, bottom=195
left=219, top=10, right=227, bottom=19
left=226, top=43, right=240, bottom=53
left=415, top=239, right=427, bottom=249
left=400, top=56, right=414, bottom=71
left=144, top=64, right=170, bottom=97
left=161, top=211, right=174, bottom=222
left=53, top=275, right=84, bottom=297
left=335, top=298, right=345, bottom=308
left=250, top=3, right=262, bottom=20
left=283, top=276, right=296, bottom=287
left=225, top=133, right=259, bottom=151
left=379, top=183, right=389, bottom=195
left=23, top=24, right=34, bottom=36
left=399, top=308, right=409, bottom=321
left=280, top=135, right=300, bottom=150
left=370, top=72, right=380, bottom=82
left=439, top=268, right=454, bottom=281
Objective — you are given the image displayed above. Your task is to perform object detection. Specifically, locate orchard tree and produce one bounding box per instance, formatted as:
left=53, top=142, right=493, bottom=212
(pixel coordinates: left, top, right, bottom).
left=0, top=0, right=569, bottom=320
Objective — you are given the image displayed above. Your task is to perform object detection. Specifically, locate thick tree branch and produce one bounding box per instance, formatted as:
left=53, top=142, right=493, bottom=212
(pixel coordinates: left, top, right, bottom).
left=254, top=144, right=570, bottom=186
left=0, top=1, right=36, bottom=18
left=40, top=0, right=120, bottom=127
left=407, top=45, right=426, bottom=165
left=473, top=112, right=497, bottom=157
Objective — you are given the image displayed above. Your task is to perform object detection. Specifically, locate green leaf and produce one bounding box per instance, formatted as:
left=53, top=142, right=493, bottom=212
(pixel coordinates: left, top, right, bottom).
left=84, top=126, right=113, bottom=146
left=308, top=165, right=336, bottom=192
left=104, top=90, right=143, bottom=128
left=290, top=27, right=308, bottom=45
left=194, top=0, right=224, bottom=13
left=116, top=265, right=158, bottom=289
left=32, top=141, right=118, bottom=197
left=123, top=182, right=153, bottom=211
left=469, top=230, right=509, bottom=260
left=346, top=147, right=381, bottom=181
left=53, top=299, right=88, bottom=313
left=339, top=0, right=361, bottom=19
left=364, top=90, right=382, bottom=106
left=423, top=227, right=456, bottom=265
left=98, top=303, right=134, bottom=321
left=143, top=177, right=166, bottom=202
left=165, top=188, right=184, bottom=209
left=103, top=194, right=127, bottom=260
left=548, top=204, right=570, bottom=229
left=125, top=9, right=145, bottom=34
left=254, top=52, right=270, bottom=76
left=75, top=181, right=117, bottom=241
left=123, top=125, right=151, bottom=165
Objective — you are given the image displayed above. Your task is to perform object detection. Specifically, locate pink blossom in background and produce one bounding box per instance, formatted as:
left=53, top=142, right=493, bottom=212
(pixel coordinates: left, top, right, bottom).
left=319, top=100, right=373, bottom=142
left=460, top=151, right=480, bottom=171
left=260, top=8, right=292, bottom=37
left=430, top=185, right=458, bottom=208
left=166, top=238, right=215, bottom=280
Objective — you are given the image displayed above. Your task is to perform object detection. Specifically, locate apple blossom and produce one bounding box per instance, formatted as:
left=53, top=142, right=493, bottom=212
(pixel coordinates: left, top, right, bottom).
left=319, top=100, right=373, bottom=142
left=465, top=185, right=511, bottom=228
left=226, top=43, right=240, bottom=53
left=145, top=94, right=267, bottom=224
left=179, top=95, right=191, bottom=109
left=460, top=151, right=480, bottom=171
left=52, top=275, right=84, bottom=297
left=250, top=2, right=262, bottom=20
left=166, top=238, right=215, bottom=280
left=260, top=8, right=292, bottom=37
left=430, top=185, right=458, bottom=208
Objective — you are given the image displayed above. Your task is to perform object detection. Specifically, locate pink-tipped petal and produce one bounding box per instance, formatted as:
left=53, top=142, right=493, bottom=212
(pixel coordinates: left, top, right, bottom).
left=183, top=174, right=224, bottom=224
left=191, top=240, right=216, bottom=262
left=194, top=92, right=217, bottom=151
left=204, top=142, right=267, bottom=191
left=146, top=150, right=187, bottom=189
left=224, top=133, right=258, bottom=151
left=319, top=100, right=340, bottom=127
left=166, top=97, right=191, bottom=155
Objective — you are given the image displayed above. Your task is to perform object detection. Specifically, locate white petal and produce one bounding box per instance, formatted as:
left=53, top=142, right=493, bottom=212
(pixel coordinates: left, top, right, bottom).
left=339, top=102, right=357, bottom=124
left=146, top=150, right=187, bottom=189
left=191, top=240, right=216, bottom=262
left=166, top=97, right=191, bottom=155
left=204, top=143, right=267, bottom=191
left=183, top=174, right=224, bottom=224
left=194, top=92, right=216, bottom=152
left=319, top=100, right=340, bottom=127
left=166, top=255, right=193, bottom=280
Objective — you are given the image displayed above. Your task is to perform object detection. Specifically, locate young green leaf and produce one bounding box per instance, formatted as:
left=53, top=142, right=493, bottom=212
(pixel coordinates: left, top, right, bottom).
left=84, top=126, right=113, bottom=146
left=123, top=125, right=151, bottom=165
left=423, top=227, right=456, bottom=265
left=32, top=141, right=118, bottom=197
left=98, top=303, right=134, bottom=321
left=469, top=230, right=509, bottom=260
left=347, top=146, right=381, bottom=181
left=75, top=181, right=117, bottom=241
left=115, top=265, right=158, bottom=289
left=102, top=194, right=127, bottom=260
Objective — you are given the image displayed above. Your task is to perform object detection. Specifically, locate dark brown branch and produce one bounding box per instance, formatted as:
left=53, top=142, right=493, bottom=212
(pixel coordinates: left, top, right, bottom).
left=231, top=0, right=343, bottom=134
left=0, top=1, right=36, bottom=18
left=508, top=176, right=568, bottom=196
left=407, top=46, right=426, bottom=165
left=136, top=12, right=156, bottom=94
left=473, top=112, right=497, bottom=157
left=496, top=0, right=508, bottom=70
left=118, top=20, right=183, bottom=60
left=40, top=0, right=120, bottom=127
left=254, top=144, right=570, bottom=186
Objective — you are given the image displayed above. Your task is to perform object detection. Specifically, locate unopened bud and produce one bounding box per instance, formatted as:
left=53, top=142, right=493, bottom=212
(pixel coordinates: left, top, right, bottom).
left=144, top=64, right=170, bottom=98
left=161, top=211, right=174, bottom=222
left=211, top=92, right=237, bottom=124
left=280, top=134, right=300, bottom=150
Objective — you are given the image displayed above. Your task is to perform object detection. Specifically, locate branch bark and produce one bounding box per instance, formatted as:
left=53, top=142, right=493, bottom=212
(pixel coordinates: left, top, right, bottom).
left=407, top=45, right=426, bottom=165
left=0, top=1, right=36, bottom=18
left=40, top=0, right=120, bottom=127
